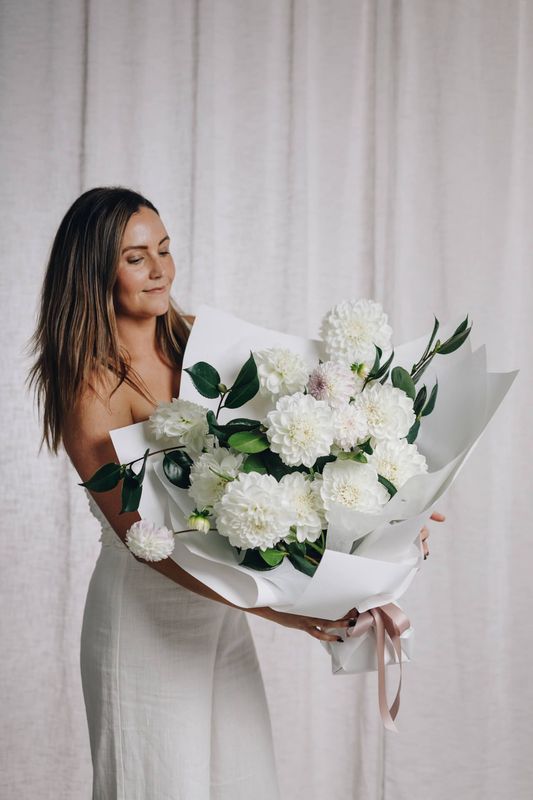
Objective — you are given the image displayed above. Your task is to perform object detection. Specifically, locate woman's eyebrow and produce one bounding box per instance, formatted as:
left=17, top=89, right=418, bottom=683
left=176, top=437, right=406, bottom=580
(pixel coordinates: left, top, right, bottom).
left=122, top=235, right=170, bottom=254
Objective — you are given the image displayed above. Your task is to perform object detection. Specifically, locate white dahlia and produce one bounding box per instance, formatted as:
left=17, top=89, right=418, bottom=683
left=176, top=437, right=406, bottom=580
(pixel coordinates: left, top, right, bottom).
left=332, top=403, right=369, bottom=450
left=279, top=472, right=326, bottom=543
left=320, top=298, right=393, bottom=365
left=307, top=361, right=359, bottom=408
left=319, top=460, right=389, bottom=515
left=351, top=382, right=415, bottom=440
left=148, top=398, right=212, bottom=457
left=214, top=472, right=293, bottom=550
left=265, top=391, right=335, bottom=468
left=188, top=446, right=245, bottom=510
left=125, top=520, right=175, bottom=561
left=253, top=347, right=310, bottom=399
left=367, top=438, right=428, bottom=489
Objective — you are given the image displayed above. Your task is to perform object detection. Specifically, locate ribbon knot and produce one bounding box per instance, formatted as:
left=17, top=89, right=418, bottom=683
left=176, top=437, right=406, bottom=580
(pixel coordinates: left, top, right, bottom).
left=347, top=602, right=410, bottom=732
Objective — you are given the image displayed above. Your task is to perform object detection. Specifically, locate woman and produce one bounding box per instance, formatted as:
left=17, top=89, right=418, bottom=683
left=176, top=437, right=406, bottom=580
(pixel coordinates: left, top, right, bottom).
left=27, top=187, right=439, bottom=799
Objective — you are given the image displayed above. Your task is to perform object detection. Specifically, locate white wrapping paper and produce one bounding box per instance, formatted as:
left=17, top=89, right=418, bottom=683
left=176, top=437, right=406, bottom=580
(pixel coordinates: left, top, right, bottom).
left=110, top=304, right=517, bottom=674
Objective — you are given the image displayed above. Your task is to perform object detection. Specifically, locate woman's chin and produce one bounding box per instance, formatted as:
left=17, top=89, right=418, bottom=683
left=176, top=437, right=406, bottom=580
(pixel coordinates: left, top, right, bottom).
left=142, top=297, right=170, bottom=316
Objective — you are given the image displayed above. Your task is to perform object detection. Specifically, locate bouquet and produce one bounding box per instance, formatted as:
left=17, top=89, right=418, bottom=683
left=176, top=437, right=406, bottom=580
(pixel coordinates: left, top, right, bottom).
left=81, top=300, right=517, bottom=730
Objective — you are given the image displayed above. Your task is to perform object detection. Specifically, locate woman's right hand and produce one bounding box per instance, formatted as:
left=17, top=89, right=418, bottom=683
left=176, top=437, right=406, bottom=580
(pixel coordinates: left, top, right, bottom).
left=249, top=606, right=358, bottom=642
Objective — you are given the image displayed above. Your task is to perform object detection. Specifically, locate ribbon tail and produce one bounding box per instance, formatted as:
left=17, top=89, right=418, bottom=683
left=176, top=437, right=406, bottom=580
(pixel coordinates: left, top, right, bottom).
left=370, top=608, right=398, bottom=733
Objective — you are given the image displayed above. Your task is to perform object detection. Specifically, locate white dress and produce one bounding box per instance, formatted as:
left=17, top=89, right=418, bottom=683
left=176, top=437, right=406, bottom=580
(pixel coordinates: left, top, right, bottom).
left=81, top=491, right=281, bottom=800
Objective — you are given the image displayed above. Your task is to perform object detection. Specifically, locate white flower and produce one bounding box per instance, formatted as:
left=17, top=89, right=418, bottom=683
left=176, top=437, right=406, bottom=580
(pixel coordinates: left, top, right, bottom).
left=214, top=472, right=293, bottom=550
left=125, top=520, right=175, bottom=561
left=279, top=472, right=326, bottom=543
left=332, top=403, right=369, bottom=450
left=367, top=438, right=428, bottom=489
left=148, top=398, right=212, bottom=457
left=320, top=298, right=393, bottom=365
left=351, top=382, right=415, bottom=440
left=187, top=511, right=212, bottom=533
left=307, top=361, right=359, bottom=408
left=253, top=347, right=310, bottom=399
left=319, top=460, right=389, bottom=515
left=265, top=391, right=335, bottom=468
left=188, top=446, right=245, bottom=510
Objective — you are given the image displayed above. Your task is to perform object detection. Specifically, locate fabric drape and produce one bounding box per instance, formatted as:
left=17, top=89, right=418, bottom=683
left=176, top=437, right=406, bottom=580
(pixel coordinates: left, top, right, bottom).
left=1, top=1, right=531, bottom=798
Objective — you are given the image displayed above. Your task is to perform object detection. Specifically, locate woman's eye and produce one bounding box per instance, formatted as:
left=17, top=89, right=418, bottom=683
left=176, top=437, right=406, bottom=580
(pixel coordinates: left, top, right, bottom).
left=127, top=257, right=143, bottom=264
left=159, top=251, right=171, bottom=256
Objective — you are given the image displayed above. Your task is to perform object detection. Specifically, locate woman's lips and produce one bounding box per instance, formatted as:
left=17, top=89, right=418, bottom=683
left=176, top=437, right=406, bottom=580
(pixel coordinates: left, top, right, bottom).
left=144, top=286, right=167, bottom=293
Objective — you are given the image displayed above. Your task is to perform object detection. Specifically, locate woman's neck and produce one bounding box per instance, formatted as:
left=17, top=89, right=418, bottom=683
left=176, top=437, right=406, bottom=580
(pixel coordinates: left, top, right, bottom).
left=115, top=314, right=159, bottom=361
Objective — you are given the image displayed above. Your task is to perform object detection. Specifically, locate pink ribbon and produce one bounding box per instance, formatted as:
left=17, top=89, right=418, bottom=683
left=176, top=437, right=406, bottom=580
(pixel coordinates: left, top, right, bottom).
left=346, top=603, right=411, bottom=733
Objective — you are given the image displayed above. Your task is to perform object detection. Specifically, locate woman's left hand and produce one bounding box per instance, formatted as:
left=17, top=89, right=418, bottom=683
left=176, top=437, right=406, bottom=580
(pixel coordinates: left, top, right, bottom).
left=420, top=511, right=446, bottom=559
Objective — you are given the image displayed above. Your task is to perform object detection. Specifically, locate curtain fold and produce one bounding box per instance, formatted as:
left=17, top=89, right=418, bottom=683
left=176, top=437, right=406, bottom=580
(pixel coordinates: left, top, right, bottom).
left=1, top=2, right=531, bottom=798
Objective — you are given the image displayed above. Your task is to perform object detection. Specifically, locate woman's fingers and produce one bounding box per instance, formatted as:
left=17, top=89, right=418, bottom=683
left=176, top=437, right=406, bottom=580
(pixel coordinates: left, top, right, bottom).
left=310, top=615, right=355, bottom=629
left=307, top=626, right=344, bottom=642
left=419, top=525, right=430, bottom=558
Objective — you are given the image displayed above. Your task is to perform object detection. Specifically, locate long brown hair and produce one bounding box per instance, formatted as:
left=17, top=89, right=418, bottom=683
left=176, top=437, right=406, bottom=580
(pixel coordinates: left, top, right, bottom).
left=26, top=186, right=191, bottom=454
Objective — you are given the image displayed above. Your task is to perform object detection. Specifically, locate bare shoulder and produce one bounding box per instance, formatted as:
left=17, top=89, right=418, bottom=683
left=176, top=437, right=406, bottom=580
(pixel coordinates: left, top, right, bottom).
left=62, top=369, right=132, bottom=484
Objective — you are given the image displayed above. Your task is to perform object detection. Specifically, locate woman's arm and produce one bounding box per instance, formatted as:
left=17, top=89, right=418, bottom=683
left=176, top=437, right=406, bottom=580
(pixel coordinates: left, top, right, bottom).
left=62, top=377, right=352, bottom=642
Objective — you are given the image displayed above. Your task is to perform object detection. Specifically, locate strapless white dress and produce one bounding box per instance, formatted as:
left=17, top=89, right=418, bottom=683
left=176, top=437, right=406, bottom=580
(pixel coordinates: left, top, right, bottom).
left=81, top=491, right=281, bottom=800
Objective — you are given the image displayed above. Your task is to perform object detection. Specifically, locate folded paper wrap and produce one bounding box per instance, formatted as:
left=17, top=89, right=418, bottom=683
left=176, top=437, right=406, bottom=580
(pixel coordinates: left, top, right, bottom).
left=110, top=304, right=517, bottom=682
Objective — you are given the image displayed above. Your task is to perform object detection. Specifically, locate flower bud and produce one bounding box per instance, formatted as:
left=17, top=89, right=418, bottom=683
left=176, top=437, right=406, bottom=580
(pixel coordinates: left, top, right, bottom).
left=187, top=510, right=211, bottom=534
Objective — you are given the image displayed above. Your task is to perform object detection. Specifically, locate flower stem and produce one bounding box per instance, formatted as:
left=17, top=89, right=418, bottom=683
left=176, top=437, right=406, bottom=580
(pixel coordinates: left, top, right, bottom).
left=306, top=540, right=324, bottom=556
left=215, top=392, right=227, bottom=420
left=127, top=444, right=186, bottom=468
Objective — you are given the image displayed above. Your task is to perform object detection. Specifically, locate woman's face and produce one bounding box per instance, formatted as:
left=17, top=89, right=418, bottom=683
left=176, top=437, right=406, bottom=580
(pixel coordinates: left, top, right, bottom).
left=113, top=206, right=176, bottom=320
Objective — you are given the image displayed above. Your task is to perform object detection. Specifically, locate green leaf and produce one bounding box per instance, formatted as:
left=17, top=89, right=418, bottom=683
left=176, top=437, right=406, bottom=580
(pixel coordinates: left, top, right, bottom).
left=378, top=474, right=397, bottom=497
left=120, top=467, right=143, bottom=513
left=205, top=410, right=230, bottom=445
left=287, top=552, right=317, bottom=577
left=413, top=385, right=427, bottom=416
left=207, top=415, right=262, bottom=448
left=219, top=418, right=262, bottom=437
left=391, top=367, right=416, bottom=400
left=224, top=352, right=260, bottom=408
left=163, top=449, right=193, bottom=488
left=136, top=448, right=150, bottom=485
left=358, top=438, right=374, bottom=455
left=452, top=316, right=469, bottom=337
left=312, top=454, right=337, bottom=473
left=353, top=451, right=368, bottom=463
left=406, top=418, right=420, bottom=444
left=259, top=548, right=286, bottom=567
left=241, top=454, right=268, bottom=474
left=421, top=379, right=439, bottom=417
left=437, top=326, right=472, bottom=355
left=373, top=348, right=395, bottom=381
left=287, top=540, right=307, bottom=557
left=227, top=430, right=269, bottom=453
left=411, top=356, right=436, bottom=386
left=422, top=315, right=440, bottom=360
left=238, top=548, right=279, bottom=571
left=366, top=345, right=383, bottom=379
left=79, top=462, right=124, bottom=492
left=183, top=361, right=222, bottom=398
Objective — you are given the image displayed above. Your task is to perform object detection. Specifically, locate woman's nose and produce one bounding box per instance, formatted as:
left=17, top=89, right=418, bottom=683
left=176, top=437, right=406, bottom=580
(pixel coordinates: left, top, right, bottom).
left=150, top=254, right=165, bottom=277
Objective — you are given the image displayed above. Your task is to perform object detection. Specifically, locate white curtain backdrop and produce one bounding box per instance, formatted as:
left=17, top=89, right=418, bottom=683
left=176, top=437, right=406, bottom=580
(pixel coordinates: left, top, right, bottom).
left=1, top=1, right=531, bottom=798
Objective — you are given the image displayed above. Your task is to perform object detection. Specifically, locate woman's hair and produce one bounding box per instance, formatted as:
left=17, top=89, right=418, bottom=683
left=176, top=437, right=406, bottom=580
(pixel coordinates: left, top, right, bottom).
left=26, top=186, right=191, bottom=455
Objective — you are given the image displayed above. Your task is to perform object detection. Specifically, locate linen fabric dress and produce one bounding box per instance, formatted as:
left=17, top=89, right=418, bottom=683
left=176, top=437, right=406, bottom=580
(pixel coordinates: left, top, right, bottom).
left=81, top=491, right=281, bottom=800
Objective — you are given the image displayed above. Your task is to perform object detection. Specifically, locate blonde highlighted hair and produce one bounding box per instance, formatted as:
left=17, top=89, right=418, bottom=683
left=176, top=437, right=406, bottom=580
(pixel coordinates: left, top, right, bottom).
left=26, top=186, right=191, bottom=454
